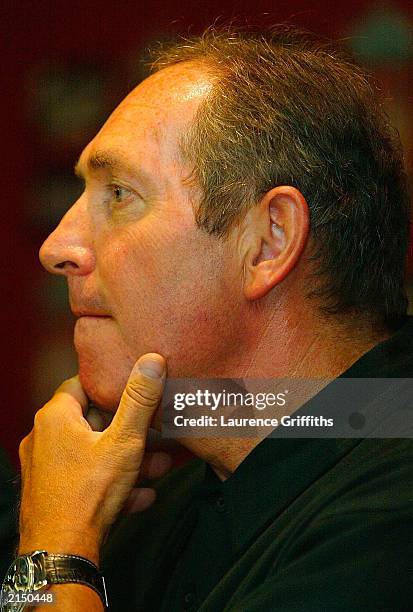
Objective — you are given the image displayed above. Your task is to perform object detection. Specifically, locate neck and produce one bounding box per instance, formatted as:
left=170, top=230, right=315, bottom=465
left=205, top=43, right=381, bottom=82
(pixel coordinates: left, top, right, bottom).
left=179, top=300, right=390, bottom=480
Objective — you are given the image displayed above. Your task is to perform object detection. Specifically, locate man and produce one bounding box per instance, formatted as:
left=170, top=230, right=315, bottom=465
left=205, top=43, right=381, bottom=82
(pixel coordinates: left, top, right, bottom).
left=5, top=27, right=412, bottom=611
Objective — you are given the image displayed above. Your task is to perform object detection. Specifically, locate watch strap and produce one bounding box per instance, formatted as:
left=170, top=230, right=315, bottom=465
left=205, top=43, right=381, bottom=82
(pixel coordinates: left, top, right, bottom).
left=44, top=554, right=108, bottom=608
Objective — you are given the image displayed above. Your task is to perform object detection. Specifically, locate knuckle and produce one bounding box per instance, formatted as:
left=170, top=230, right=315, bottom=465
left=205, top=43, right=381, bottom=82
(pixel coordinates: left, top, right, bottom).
left=33, top=409, right=43, bottom=428
left=18, top=440, right=25, bottom=460
left=33, top=402, right=53, bottom=428
left=33, top=406, right=48, bottom=427
left=18, top=435, right=31, bottom=461
left=125, top=381, right=160, bottom=408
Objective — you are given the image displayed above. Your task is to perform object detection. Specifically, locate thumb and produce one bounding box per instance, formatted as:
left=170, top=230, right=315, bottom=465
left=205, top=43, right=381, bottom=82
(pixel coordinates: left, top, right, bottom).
left=108, top=353, right=166, bottom=440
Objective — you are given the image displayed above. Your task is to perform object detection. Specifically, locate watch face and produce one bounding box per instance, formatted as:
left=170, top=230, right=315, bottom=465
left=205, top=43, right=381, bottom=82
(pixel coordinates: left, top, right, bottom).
left=1, top=559, right=28, bottom=612
left=1, top=551, right=48, bottom=611
left=11, top=559, right=30, bottom=590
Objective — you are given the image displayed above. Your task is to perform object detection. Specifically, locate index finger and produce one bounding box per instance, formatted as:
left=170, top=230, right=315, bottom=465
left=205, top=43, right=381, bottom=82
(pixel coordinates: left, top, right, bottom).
left=54, top=375, right=89, bottom=416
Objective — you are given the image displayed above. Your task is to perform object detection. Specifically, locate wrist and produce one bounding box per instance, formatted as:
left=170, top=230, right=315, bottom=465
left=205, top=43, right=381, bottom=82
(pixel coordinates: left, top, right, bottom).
left=19, top=531, right=100, bottom=566
left=3, top=550, right=108, bottom=610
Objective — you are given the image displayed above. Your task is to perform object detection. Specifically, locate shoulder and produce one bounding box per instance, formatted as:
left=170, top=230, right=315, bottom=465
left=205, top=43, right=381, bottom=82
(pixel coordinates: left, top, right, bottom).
left=278, top=438, right=413, bottom=547
left=223, top=439, right=412, bottom=611
left=318, top=437, right=412, bottom=511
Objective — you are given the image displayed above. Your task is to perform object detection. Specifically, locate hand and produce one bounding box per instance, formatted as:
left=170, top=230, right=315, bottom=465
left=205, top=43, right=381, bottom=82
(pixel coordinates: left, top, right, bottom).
left=18, top=353, right=167, bottom=564
left=85, top=406, right=173, bottom=514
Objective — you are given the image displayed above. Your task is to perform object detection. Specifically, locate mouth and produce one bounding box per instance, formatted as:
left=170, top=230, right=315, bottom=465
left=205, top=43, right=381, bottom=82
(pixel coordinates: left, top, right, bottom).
left=72, top=311, right=112, bottom=319
left=75, top=316, right=112, bottom=323
left=77, top=314, right=111, bottom=318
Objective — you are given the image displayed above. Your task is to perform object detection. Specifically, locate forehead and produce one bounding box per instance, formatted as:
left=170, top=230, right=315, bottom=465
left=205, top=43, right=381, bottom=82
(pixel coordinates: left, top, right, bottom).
left=78, top=63, right=212, bottom=173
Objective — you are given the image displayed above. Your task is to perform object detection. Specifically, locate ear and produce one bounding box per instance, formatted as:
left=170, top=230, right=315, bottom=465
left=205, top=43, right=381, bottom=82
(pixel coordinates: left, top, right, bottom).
left=243, top=186, right=309, bottom=301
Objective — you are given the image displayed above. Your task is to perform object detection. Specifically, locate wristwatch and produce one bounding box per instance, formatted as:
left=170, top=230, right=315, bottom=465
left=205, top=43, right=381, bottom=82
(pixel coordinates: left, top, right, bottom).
left=0, top=550, right=108, bottom=611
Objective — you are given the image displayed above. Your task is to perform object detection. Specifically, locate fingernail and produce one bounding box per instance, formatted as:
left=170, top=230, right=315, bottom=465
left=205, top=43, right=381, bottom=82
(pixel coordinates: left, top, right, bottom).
left=137, top=355, right=165, bottom=379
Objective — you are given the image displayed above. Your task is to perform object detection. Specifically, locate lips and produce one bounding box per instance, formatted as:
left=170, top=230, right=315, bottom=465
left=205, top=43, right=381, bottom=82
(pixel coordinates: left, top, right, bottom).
left=70, top=303, right=111, bottom=318
left=70, top=294, right=111, bottom=318
left=73, top=312, right=111, bottom=318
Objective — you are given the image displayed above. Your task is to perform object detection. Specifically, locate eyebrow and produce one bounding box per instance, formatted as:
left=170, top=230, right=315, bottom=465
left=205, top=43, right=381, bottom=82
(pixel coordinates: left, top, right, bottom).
left=74, top=149, right=155, bottom=195
left=74, top=151, right=129, bottom=178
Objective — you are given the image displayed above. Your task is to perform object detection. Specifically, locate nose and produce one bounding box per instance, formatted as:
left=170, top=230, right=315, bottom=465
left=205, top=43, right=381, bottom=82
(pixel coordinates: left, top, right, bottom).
left=39, top=199, right=96, bottom=276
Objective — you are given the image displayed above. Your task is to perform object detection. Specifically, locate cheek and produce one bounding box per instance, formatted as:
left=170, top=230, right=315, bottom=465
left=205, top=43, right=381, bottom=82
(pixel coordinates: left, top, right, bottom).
left=100, top=225, right=174, bottom=311
left=95, top=223, right=240, bottom=375
left=97, top=225, right=192, bottom=345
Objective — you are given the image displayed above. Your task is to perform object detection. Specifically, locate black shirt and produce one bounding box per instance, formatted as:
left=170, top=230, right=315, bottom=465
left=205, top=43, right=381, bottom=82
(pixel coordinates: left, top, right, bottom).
left=102, top=317, right=413, bottom=611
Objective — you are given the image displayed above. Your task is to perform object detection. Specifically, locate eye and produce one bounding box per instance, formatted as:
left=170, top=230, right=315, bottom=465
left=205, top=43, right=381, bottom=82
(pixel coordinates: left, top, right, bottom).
left=105, top=182, right=144, bottom=217
left=111, top=184, right=131, bottom=204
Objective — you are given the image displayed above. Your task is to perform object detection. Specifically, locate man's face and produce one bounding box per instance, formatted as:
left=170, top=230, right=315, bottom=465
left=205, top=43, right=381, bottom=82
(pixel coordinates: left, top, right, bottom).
left=39, top=64, right=244, bottom=411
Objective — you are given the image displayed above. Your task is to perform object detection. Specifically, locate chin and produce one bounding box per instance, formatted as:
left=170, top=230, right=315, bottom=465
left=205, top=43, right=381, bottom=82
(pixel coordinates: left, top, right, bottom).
left=79, top=368, right=125, bottom=412
left=78, top=355, right=163, bottom=430
left=78, top=349, right=132, bottom=411
left=74, top=317, right=137, bottom=411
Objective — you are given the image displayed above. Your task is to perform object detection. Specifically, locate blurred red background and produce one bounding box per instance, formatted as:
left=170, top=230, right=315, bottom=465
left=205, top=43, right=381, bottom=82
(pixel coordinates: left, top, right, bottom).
left=1, top=0, right=412, bottom=466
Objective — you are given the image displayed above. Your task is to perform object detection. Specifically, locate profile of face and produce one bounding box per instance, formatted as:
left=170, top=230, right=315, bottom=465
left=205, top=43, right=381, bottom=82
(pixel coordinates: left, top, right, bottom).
left=39, top=64, right=245, bottom=411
